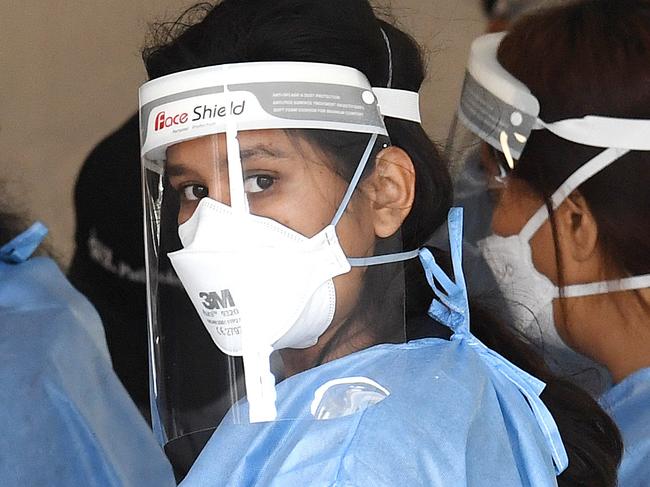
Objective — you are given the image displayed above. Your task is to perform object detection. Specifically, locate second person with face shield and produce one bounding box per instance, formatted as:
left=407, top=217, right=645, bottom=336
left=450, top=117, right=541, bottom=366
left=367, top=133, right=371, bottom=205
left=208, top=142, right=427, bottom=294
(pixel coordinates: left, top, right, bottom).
left=138, top=1, right=622, bottom=485
left=453, top=0, right=650, bottom=484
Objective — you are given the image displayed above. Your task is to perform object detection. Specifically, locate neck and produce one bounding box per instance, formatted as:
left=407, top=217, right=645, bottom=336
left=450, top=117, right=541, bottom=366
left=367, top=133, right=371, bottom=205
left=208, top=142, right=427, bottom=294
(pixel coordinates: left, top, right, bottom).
left=279, top=315, right=378, bottom=378
left=559, top=288, right=650, bottom=384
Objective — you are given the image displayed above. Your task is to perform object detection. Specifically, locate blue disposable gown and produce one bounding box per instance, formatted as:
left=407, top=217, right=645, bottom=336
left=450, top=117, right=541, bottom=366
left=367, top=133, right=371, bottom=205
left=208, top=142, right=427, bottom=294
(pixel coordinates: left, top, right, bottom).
left=180, top=209, right=567, bottom=487
left=0, top=224, right=175, bottom=486
left=600, top=367, right=650, bottom=487
left=182, top=338, right=560, bottom=486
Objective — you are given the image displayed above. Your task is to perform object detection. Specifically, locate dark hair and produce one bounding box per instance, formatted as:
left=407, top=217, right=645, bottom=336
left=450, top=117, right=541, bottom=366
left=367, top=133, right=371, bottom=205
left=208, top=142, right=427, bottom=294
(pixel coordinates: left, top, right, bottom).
left=482, top=0, right=499, bottom=16
left=0, top=191, right=25, bottom=246
left=499, top=0, right=650, bottom=281
left=143, top=1, right=622, bottom=484
left=0, top=183, right=52, bottom=258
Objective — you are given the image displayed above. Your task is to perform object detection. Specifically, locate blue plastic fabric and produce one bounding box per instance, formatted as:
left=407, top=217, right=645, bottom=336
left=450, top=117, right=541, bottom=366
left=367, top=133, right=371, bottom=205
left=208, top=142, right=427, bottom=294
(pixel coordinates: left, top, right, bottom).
left=182, top=338, right=560, bottom=486
left=0, top=227, right=175, bottom=486
left=599, top=367, right=650, bottom=487
left=0, top=221, right=48, bottom=263
left=419, top=208, right=567, bottom=474
left=180, top=208, right=566, bottom=486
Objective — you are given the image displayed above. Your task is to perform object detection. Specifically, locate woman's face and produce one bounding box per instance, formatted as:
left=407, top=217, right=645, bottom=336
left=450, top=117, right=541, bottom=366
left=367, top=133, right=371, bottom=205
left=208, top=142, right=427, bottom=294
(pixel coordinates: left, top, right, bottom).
left=480, top=145, right=559, bottom=283
left=491, top=176, right=559, bottom=283
left=166, top=129, right=379, bottom=329
left=489, top=167, right=597, bottom=351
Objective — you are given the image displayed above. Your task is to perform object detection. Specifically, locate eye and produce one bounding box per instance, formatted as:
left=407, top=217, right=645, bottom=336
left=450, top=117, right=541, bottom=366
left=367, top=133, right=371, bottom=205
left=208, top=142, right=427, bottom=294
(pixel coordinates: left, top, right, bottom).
left=243, top=175, right=275, bottom=193
left=181, top=184, right=209, bottom=201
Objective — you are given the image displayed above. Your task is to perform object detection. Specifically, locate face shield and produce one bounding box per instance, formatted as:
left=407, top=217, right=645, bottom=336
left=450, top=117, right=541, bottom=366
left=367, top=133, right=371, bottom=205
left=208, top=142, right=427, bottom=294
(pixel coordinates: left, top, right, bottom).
left=140, top=62, right=421, bottom=459
left=449, top=32, right=650, bottom=392
left=444, top=32, right=542, bottom=245
left=452, top=31, right=650, bottom=216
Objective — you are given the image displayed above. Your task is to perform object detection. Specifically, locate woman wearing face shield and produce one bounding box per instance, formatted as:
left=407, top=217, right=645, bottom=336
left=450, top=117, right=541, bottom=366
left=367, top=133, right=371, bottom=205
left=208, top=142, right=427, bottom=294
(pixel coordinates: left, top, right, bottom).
left=454, top=0, right=650, bottom=485
left=139, top=1, right=621, bottom=485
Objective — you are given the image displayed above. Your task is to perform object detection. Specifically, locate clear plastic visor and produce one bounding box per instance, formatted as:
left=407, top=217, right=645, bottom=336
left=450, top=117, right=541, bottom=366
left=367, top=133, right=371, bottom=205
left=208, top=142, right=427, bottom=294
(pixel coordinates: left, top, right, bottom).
left=445, top=109, right=514, bottom=247
left=446, top=32, right=541, bottom=225
left=143, top=126, right=410, bottom=473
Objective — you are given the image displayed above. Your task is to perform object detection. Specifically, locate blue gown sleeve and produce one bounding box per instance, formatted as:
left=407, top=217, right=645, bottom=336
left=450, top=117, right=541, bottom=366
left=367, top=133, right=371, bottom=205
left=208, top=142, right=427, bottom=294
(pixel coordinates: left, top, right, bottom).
left=600, top=367, right=650, bottom=487
left=0, top=224, right=175, bottom=486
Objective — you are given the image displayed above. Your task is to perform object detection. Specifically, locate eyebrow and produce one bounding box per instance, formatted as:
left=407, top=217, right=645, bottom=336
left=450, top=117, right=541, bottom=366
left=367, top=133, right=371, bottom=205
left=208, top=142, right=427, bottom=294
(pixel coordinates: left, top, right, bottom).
left=166, top=143, right=290, bottom=178
left=166, top=162, right=202, bottom=179
left=239, top=144, right=289, bottom=161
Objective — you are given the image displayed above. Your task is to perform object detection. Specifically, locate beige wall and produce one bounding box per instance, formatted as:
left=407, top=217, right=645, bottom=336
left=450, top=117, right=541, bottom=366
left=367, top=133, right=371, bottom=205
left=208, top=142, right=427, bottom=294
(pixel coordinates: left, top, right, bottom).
left=0, top=0, right=484, bottom=265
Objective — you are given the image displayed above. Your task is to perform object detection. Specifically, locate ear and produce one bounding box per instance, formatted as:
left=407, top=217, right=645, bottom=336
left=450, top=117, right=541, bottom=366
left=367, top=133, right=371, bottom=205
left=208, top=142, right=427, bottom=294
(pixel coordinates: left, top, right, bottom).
left=555, top=190, right=599, bottom=262
left=359, top=146, right=415, bottom=238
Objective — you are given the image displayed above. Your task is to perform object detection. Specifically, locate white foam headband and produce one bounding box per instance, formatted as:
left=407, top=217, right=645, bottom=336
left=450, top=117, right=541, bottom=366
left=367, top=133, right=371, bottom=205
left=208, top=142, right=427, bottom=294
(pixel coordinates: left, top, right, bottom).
left=139, top=61, right=420, bottom=161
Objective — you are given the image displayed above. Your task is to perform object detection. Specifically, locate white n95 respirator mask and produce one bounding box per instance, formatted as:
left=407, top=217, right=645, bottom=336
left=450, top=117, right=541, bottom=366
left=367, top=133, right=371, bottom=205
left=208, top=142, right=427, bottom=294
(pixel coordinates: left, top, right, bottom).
left=167, top=197, right=351, bottom=355
left=477, top=228, right=614, bottom=394
left=476, top=189, right=650, bottom=394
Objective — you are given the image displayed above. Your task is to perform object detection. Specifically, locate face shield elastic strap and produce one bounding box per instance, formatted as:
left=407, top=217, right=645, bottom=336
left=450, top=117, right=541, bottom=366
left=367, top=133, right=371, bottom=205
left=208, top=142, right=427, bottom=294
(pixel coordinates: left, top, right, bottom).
left=328, top=132, right=420, bottom=267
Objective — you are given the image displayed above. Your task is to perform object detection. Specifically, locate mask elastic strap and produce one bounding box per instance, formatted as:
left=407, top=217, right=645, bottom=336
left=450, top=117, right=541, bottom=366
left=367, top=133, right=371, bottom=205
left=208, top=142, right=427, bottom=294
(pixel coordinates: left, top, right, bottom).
left=329, top=133, right=421, bottom=268
left=0, top=221, right=48, bottom=264
left=330, top=133, right=378, bottom=227
left=555, top=274, right=650, bottom=299
left=348, top=249, right=420, bottom=266
left=519, top=147, right=629, bottom=241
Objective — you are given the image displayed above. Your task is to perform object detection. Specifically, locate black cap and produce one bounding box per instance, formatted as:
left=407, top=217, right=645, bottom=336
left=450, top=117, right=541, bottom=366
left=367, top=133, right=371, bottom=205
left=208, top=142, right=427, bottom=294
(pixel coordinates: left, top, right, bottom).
left=68, top=113, right=150, bottom=411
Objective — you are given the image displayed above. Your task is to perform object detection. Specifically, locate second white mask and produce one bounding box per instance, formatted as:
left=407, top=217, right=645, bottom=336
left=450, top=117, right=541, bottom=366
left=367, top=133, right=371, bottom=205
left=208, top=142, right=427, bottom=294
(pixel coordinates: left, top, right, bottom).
left=478, top=231, right=612, bottom=395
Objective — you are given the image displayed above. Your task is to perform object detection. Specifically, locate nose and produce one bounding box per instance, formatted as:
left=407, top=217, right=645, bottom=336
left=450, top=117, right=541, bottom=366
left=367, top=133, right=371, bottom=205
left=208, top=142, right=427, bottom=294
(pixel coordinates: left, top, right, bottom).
left=209, top=169, right=232, bottom=207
